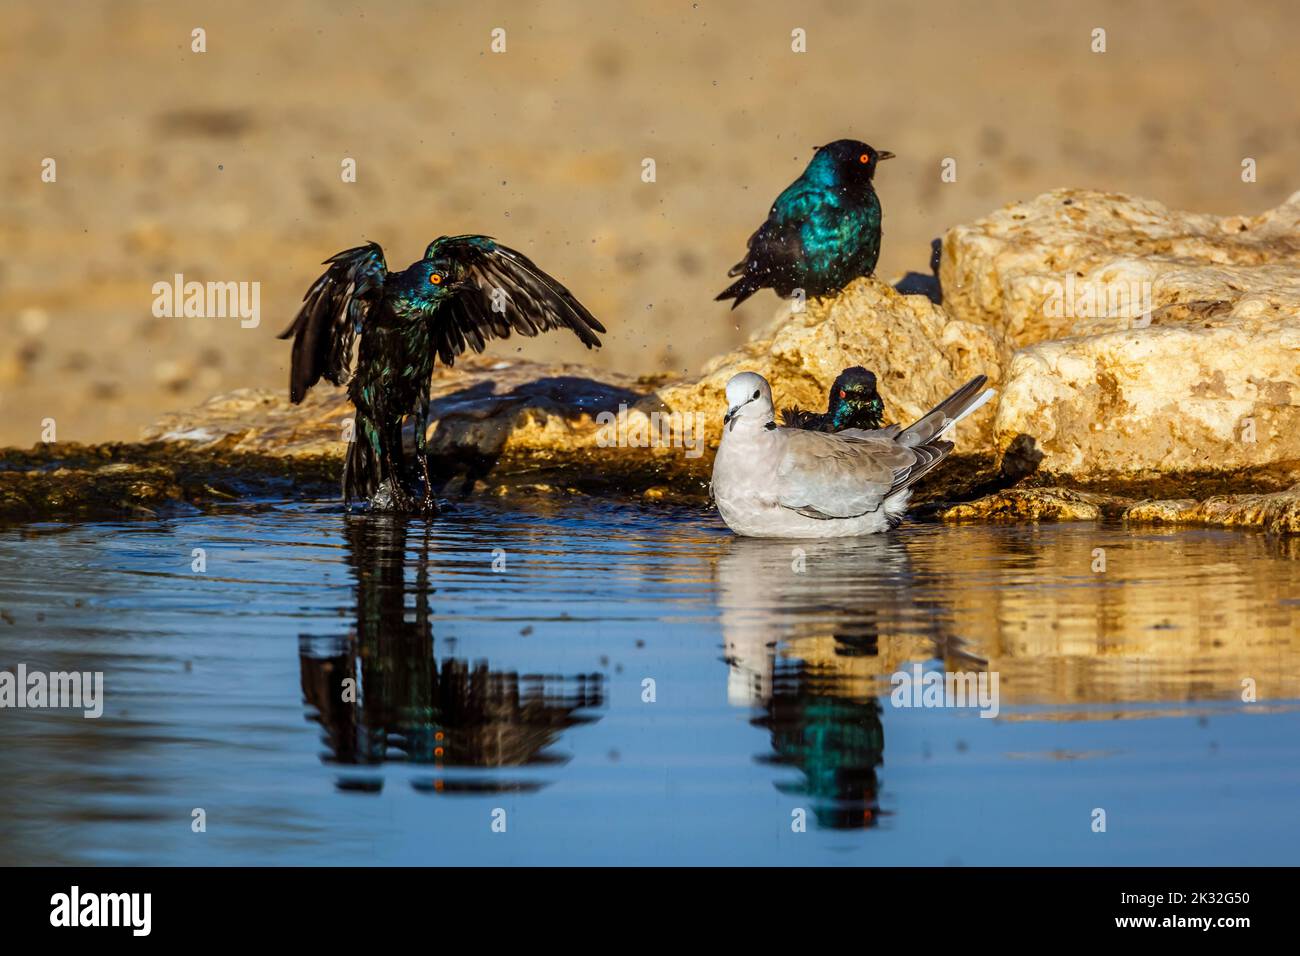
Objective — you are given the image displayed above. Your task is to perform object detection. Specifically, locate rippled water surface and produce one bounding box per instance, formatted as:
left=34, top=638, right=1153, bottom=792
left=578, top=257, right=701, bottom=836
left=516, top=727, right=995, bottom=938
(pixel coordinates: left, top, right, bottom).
left=2, top=499, right=1298, bottom=865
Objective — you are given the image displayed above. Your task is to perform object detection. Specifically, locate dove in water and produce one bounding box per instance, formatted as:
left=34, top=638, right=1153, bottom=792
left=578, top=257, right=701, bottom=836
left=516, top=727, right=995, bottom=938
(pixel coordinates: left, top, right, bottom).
left=710, top=372, right=993, bottom=538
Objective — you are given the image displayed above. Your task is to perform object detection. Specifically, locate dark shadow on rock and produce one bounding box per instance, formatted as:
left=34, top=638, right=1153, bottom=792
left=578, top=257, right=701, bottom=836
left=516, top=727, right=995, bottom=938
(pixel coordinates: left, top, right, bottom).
left=420, top=376, right=647, bottom=495
left=1001, top=433, right=1045, bottom=482
left=908, top=441, right=1045, bottom=519
left=892, top=238, right=944, bottom=304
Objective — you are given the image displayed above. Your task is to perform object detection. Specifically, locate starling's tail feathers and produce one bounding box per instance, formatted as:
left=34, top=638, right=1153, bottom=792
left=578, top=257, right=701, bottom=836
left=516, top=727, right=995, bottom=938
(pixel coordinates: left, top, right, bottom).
left=715, top=274, right=761, bottom=310
left=342, top=432, right=382, bottom=506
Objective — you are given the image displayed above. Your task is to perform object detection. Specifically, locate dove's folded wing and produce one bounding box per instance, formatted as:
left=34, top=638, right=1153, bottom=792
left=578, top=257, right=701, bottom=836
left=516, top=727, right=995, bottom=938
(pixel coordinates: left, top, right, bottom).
left=837, top=424, right=903, bottom=440
left=422, top=235, right=605, bottom=366
left=773, top=430, right=914, bottom=519
left=277, top=242, right=388, bottom=404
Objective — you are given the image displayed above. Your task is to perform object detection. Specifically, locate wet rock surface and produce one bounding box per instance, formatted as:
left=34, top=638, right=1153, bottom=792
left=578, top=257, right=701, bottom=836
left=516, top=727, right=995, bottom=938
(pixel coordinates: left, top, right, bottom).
left=1123, top=486, right=1300, bottom=535
left=0, top=442, right=339, bottom=523
left=938, top=488, right=1131, bottom=523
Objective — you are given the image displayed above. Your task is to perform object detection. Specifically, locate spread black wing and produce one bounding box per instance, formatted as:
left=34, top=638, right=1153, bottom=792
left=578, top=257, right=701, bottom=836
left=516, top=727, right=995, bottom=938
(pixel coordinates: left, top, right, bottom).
left=277, top=243, right=388, bottom=403
left=422, top=235, right=605, bottom=366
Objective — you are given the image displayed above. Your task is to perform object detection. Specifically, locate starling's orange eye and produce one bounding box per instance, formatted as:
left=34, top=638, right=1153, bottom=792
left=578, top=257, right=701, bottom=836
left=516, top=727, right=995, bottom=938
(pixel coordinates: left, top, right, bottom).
left=429, top=273, right=443, bottom=285
left=839, top=389, right=847, bottom=398
left=859, top=153, right=870, bottom=164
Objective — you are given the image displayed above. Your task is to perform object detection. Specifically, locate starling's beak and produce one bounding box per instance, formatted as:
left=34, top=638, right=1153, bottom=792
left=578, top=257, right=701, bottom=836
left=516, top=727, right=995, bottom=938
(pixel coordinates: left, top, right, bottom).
left=877, top=150, right=896, bottom=161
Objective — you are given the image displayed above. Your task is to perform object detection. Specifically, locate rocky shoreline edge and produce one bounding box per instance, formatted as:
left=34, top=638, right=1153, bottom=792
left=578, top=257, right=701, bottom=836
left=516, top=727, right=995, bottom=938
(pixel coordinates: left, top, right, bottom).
left=5, top=187, right=1299, bottom=533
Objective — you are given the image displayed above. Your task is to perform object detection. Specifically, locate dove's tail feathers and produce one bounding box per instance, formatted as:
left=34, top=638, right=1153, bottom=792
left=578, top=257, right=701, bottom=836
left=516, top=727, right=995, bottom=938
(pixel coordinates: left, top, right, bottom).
left=883, top=489, right=914, bottom=529
left=897, top=375, right=992, bottom=447
left=884, top=439, right=955, bottom=501
left=715, top=274, right=762, bottom=310
left=935, top=386, right=994, bottom=439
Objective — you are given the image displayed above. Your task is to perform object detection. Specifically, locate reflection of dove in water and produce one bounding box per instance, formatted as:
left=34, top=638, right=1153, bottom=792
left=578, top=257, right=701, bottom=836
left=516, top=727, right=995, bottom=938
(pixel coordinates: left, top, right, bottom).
left=716, top=535, right=916, bottom=706
left=711, top=372, right=993, bottom=538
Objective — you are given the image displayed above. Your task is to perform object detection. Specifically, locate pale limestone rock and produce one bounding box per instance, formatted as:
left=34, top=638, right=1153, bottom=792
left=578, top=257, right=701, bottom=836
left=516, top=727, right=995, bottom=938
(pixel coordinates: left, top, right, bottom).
left=143, top=359, right=648, bottom=461
left=938, top=188, right=1300, bottom=478
left=941, top=187, right=1300, bottom=346
left=121, top=190, right=1300, bottom=520
left=145, top=279, right=1006, bottom=467
left=994, top=294, right=1300, bottom=477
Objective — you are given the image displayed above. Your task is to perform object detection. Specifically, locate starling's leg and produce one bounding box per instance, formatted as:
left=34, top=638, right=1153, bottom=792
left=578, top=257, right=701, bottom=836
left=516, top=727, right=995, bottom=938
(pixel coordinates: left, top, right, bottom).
left=418, top=454, right=439, bottom=515
left=415, top=400, right=439, bottom=515
left=383, top=441, right=413, bottom=512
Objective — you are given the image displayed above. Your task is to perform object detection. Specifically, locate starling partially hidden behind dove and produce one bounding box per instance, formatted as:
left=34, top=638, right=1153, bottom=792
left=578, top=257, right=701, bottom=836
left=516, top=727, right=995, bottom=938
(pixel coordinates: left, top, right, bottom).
left=782, top=366, right=886, bottom=433
left=711, top=372, right=992, bottom=538
left=278, top=236, right=604, bottom=512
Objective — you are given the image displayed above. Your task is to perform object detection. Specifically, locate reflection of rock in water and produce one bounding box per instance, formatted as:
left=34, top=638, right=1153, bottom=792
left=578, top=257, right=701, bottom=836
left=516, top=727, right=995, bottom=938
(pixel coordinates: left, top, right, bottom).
left=755, top=661, right=885, bottom=830
left=298, top=516, right=602, bottom=787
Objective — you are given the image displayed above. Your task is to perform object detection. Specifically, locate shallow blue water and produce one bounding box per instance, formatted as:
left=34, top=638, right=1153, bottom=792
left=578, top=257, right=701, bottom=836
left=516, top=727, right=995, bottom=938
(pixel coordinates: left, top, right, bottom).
left=1, top=499, right=1297, bottom=865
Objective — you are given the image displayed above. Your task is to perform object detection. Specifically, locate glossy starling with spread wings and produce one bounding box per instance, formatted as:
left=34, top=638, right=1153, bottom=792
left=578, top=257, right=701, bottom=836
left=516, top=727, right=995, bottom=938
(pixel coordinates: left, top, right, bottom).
left=278, top=236, right=604, bottom=512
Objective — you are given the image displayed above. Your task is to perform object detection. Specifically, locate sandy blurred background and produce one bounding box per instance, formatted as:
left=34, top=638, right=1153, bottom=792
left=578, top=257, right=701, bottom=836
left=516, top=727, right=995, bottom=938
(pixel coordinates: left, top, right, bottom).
left=2, top=0, right=1298, bottom=446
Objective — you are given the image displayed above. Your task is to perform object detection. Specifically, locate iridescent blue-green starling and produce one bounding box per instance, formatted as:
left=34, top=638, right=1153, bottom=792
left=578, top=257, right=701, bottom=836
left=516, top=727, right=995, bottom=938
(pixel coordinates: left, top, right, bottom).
left=716, top=139, right=893, bottom=309
left=279, top=236, right=604, bottom=512
left=781, top=366, right=887, bottom=433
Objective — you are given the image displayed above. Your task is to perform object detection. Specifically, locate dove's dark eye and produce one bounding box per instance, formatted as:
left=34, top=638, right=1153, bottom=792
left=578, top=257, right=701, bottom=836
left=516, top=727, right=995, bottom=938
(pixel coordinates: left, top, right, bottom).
left=429, top=273, right=443, bottom=285
left=752, top=389, right=760, bottom=399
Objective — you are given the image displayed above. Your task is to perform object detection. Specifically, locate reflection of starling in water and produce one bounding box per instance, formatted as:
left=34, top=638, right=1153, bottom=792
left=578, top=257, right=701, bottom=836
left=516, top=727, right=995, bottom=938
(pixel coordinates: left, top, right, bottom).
left=716, top=536, right=908, bottom=827
left=298, top=515, right=603, bottom=790
left=753, top=660, right=885, bottom=830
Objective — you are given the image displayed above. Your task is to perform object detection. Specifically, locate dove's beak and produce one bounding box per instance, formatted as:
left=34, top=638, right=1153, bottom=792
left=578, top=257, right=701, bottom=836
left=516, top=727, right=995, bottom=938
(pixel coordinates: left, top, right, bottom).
left=724, top=395, right=755, bottom=431
left=877, top=150, right=896, bottom=161
left=725, top=403, right=748, bottom=431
